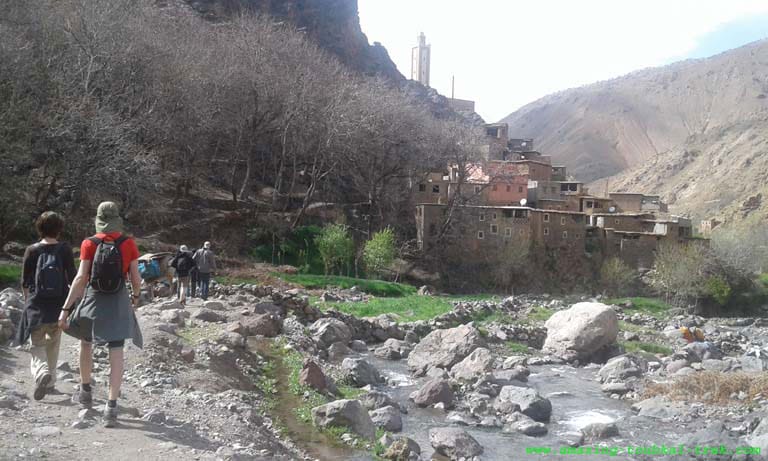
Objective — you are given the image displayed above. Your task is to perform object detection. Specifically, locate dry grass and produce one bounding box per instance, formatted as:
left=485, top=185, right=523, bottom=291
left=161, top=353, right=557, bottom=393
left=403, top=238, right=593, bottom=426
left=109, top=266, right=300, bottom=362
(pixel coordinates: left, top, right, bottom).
left=644, top=371, right=768, bottom=405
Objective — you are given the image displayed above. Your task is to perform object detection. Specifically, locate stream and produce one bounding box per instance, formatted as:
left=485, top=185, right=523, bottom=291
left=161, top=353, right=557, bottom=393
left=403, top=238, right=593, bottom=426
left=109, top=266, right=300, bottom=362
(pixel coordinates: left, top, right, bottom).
left=250, top=337, right=683, bottom=460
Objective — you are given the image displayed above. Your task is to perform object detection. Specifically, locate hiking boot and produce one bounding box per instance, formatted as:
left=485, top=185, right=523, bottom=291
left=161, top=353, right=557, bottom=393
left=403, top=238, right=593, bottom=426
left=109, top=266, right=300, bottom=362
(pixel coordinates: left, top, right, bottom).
left=72, top=386, right=93, bottom=407
left=33, top=373, right=52, bottom=401
left=103, top=403, right=118, bottom=428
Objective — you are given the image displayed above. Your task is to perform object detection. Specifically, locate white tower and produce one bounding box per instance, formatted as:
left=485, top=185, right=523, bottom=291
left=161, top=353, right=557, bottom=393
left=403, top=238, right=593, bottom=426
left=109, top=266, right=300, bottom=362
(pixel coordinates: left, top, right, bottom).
left=411, top=32, right=431, bottom=87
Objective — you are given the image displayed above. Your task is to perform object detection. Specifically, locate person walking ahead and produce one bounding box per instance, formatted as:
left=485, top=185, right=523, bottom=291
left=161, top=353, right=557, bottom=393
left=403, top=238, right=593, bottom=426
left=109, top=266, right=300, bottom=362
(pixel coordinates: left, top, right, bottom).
left=193, top=241, right=216, bottom=300
left=14, top=212, right=76, bottom=400
left=59, top=201, right=143, bottom=428
left=170, top=245, right=195, bottom=305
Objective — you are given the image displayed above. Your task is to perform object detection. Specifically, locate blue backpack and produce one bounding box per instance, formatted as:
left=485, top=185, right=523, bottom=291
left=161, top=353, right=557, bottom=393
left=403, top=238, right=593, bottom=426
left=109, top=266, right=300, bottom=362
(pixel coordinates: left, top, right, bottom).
left=138, top=259, right=161, bottom=279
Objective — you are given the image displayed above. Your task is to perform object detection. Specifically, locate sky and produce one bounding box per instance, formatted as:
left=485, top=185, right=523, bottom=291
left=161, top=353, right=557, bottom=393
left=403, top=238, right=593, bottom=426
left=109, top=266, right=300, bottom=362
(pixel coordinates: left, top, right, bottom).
left=358, top=0, right=768, bottom=122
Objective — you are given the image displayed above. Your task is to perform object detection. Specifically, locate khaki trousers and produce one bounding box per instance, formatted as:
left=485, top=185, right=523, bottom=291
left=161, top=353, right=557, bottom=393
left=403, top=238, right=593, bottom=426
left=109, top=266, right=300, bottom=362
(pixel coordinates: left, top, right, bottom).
left=178, top=276, right=190, bottom=304
left=29, top=323, right=61, bottom=387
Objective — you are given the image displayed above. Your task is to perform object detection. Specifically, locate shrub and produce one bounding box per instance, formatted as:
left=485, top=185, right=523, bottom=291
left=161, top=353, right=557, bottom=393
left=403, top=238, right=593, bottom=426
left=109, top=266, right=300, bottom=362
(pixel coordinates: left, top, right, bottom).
left=705, top=275, right=732, bottom=306
left=599, top=257, right=635, bottom=296
left=315, top=224, right=355, bottom=275
left=362, top=228, right=396, bottom=279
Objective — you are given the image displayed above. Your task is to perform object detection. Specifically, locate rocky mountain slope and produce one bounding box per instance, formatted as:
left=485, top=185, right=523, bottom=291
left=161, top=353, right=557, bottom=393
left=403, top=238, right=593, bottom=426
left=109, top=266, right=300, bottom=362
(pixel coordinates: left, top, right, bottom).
left=183, top=0, right=403, bottom=81
left=501, top=39, right=768, bottom=223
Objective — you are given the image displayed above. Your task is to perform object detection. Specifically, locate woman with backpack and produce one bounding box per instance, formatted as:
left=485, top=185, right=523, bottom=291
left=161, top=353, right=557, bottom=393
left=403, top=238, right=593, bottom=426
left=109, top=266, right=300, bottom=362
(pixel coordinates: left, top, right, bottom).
left=14, top=212, right=77, bottom=401
left=58, top=201, right=143, bottom=428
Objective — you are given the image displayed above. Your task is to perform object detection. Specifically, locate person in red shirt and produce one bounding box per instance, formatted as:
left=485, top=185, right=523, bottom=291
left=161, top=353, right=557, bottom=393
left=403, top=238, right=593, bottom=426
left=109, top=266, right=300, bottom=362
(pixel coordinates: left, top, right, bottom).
left=59, top=201, right=143, bottom=428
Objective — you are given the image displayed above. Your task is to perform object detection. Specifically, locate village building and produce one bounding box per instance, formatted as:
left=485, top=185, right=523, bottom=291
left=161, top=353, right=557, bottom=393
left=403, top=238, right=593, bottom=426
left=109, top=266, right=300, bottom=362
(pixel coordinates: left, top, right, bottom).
left=414, top=123, right=699, bottom=271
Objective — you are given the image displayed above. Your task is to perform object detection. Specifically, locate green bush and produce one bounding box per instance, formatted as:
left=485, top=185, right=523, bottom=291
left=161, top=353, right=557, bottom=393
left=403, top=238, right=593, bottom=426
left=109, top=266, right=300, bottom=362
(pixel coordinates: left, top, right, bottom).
left=705, top=275, right=732, bottom=306
left=363, top=228, right=396, bottom=279
left=0, top=264, right=21, bottom=285
left=599, top=257, right=635, bottom=296
left=316, top=224, right=355, bottom=275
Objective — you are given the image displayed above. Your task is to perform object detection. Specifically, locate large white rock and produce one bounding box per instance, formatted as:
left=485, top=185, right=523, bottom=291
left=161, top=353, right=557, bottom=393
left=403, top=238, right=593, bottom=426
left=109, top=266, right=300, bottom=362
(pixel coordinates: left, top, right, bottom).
left=450, top=347, right=495, bottom=382
left=429, top=427, right=483, bottom=460
left=407, top=324, right=486, bottom=376
left=311, top=399, right=375, bottom=440
left=542, top=302, right=618, bottom=358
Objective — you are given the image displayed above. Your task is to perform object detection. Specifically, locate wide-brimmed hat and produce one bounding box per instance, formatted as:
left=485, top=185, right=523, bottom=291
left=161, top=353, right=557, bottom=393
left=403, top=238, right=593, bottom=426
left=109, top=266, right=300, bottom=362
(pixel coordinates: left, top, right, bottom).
left=180, top=245, right=189, bottom=252
left=203, top=241, right=211, bottom=249
left=94, top=201, right=123, bottom=233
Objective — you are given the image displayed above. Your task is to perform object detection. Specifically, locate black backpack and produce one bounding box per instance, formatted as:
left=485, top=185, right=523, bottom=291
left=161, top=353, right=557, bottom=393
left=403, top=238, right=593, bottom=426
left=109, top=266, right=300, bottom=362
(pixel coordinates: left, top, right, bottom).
left=89, top=236, right=128, bottom=293
left=34, top=243, right=64, bottom=299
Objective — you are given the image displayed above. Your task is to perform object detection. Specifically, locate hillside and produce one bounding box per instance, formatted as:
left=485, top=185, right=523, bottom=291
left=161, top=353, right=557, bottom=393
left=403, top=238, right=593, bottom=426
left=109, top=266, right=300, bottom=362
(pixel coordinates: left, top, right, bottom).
left=501, top=39, right=768, bottom=223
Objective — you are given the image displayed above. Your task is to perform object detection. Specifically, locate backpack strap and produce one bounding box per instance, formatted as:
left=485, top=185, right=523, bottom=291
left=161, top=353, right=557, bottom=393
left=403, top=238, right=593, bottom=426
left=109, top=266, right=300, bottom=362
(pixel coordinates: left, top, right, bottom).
left=88, top=237, right=103, bottom=245
left=114, top=235, right=129, bottom=247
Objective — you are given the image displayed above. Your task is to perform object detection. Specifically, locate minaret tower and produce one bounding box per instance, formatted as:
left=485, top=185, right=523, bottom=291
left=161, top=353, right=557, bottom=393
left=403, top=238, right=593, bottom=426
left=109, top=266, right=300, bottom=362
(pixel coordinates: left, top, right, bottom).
left=411, top=32, right=431, bottom=87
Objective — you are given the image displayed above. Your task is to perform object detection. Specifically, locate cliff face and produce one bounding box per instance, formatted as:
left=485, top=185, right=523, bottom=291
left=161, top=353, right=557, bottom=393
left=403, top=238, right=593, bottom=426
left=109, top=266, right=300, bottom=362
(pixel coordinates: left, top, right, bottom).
left=500, top=39, right=768, bottom=224
left=184, top=0, right=403, bottom=81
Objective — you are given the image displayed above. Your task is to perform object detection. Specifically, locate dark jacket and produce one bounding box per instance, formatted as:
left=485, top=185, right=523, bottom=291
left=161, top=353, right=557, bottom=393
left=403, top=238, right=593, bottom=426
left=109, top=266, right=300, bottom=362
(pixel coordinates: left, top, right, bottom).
left=14, top=242, right=76, bottom=345
left=170, top=251, right=196, bottom=277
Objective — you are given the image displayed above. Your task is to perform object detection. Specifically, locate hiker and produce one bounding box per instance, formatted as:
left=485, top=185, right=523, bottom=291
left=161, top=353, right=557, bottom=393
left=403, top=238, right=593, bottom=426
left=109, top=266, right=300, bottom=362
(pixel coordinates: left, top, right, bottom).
left=680, top=325, right=706, bottom=343
left=193, top=241, right=216, bottom=300
left=14, top=212, right=77, bottom=400
left=170, top=245, right=196, bottom=305
left=58, top=201, right=143, bottom=428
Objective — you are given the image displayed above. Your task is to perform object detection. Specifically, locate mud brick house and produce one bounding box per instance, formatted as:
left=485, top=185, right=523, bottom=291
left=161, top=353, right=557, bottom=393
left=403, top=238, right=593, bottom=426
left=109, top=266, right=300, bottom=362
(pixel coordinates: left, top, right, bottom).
left=414, top=123, right=700, bottom=271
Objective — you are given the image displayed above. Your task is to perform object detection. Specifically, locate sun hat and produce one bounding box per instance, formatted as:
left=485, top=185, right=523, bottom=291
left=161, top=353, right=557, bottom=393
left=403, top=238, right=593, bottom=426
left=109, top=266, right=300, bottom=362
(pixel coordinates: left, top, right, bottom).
left=204, top=241, right=211, bottom=249
left=94, top=201, right=123, bottom=233
left=180, top=245, right=188, bottom=252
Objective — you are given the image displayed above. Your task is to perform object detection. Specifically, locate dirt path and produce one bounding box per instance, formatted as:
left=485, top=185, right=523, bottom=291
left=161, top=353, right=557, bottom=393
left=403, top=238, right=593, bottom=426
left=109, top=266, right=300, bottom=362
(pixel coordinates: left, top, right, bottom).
left=0, top=297, right=301, bottom=461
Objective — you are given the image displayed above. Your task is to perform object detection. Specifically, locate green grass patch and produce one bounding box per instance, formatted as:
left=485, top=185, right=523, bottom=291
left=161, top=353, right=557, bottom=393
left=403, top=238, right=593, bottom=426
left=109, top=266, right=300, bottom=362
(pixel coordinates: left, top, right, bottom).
left=471, top=310, right=515, bottom=325
left=215, top=275, right=260, bottom=286
left=605, top=297, right=672, bottom=318
left=517, top=305, right=554, bottom=324
left=317, top=294, right=494, bottom=322
left=759, top=273, right=768, bottom=288
left=276, top=273, right=417, bottom=297
left=506, top=341, right=531, bottom=354
left=618, top=320, right=656, bottom=335
left=0, top=264, right=21, bottom=285
left=621, top=341, right=672, bottom=355
left=177, top=325, right=221, bottom=345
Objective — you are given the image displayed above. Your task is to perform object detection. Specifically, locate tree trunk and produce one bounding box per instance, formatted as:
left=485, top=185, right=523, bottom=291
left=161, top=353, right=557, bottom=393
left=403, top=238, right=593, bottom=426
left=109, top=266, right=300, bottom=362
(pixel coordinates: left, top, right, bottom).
left=238, top=154, right=253, bottom=201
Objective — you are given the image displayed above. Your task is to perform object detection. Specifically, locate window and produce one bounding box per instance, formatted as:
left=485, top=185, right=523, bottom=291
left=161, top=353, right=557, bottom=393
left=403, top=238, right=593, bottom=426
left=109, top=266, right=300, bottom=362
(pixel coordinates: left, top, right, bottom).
left=562, top=231, right=568, bottom=238
left=503, top=210, right=513, bottom=218
left=432, top=185, right=440, bottom=194
left=418, top=184, right=426, bottom=192
left=505, top=228, right=512, bottom=237
left=492, top=212, right=498, bottom=221
left=595, top=202, right=603, bottom=209
left=492, top=184, right=498, bottom=191
left=506, top=185, right=511, bottom=192
left=491, top=225, right=498, bottom=234
left=543, top=227, right=550, bottom=236
left=479, top=213, right=486, bottom=222
left=575, top=233, right=581, bottom=238
left=561, top=217, right=566, bottom=225
left=477, top=231, right=485, bottom=239
left=474, top=185, right=482, bottom=194
left=586, top=201, right=594, bottom=208
left=518, top=186, right=524, bottom=193
left=543, top=213, right=550, bottom=222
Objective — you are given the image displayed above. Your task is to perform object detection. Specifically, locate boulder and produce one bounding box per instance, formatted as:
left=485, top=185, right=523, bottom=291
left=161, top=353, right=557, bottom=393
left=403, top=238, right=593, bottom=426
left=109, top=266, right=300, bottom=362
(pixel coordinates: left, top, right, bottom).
left=369, top=406, right=402, bottom=432
left=192, top=309, right=227, bottom=323
left=243, top=313, right=282, bottom=337
left=429, top=427, right=483, bottom=460
left=382, top=437, right=421, bottom=460
left=349, top=340, right=369, bottom=352
left=678, top=422, right=737, bottom=461
left=450, top=347, right=495, bottom=382
left=203, top=300, right=226, bottom=311
left=493, top=366, right=530, bottom=383
left=597, top=355, right=644, bottom=383
left=682, top=341, right=723, bottom=362
left=328, top=342, right=355, bottom=362
left=542, top=302, right=618, bottom=359
left=582, top=422, right=619, bottom=441
left=359, top=390, right=399, bottom=411
left=299, top=360, right=336, bottom=395
left=410, top=379, right=454, bottom=408
left=502, top=413, right=548, bottom=437
left=160, top=309, right=187, bottom=326
left=311, top=399, right=375, bottom=440
left=374, top=339, right=412, bottom=360
left=666, top=359, right=690, bottom=374
left=252, top=302, right=283, bottom=316
left=341, top=358, right=383, bottom=387
left=632, top=396, right=685, bottom=419
left=310, top=318, right=352, bottom=349
left=494, top=386, right=552, bottom=422
left=407, top=324, right=486, bottom=376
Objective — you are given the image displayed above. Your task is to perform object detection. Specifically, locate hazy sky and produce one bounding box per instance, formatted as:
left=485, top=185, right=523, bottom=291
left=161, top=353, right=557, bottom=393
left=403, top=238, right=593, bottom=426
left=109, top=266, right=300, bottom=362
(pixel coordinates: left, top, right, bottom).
left=358, top=0, right=768, bottom=122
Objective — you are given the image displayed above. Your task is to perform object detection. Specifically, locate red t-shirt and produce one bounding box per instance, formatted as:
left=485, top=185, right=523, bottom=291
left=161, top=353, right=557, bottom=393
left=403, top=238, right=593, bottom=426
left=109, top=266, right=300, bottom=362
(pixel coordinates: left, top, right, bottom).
left=80, top=232, right=139, bottom=275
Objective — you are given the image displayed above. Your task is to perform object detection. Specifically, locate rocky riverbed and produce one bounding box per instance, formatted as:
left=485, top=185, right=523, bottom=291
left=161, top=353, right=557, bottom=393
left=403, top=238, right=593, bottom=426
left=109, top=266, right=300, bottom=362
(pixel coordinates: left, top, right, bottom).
left=1, top=284, right=768, bottom=461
